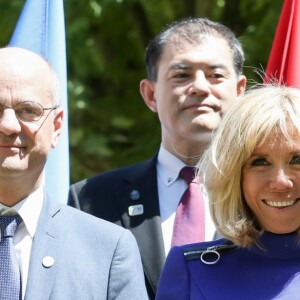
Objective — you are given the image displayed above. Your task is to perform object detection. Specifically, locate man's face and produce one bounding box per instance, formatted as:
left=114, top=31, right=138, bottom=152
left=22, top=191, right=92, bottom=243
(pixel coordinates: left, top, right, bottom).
left=141, top=36, right=246, bottom=151
left=0, top=49, right=62, bottom=181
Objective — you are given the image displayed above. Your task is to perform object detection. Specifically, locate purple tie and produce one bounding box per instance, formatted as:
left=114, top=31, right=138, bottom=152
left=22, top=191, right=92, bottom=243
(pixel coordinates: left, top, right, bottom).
left=171, top=166, right=205, bottom=246
left=0, top=215, right=23, bottom=300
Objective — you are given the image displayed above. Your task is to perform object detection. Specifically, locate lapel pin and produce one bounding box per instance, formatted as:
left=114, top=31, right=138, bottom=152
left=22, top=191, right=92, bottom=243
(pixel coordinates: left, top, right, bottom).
left=130, top=190, right=140, bottom=201
left=42, top=256, right=55, bottom=268
left=128, top=204, right=144, bottom=216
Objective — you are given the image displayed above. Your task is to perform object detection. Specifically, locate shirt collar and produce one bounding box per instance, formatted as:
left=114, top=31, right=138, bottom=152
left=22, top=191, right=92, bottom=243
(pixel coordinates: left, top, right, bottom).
left=0, top=186, right=44, bottom=238
left=157, top=144, right=187, bottom=186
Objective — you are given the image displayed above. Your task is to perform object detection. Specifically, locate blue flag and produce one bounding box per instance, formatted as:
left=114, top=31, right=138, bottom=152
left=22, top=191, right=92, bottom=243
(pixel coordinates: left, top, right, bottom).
left=9, top=0, right=69, bottom=203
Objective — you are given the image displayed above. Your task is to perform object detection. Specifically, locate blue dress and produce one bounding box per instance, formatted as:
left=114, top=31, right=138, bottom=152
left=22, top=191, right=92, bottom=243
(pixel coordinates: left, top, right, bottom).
left=156, top=232, right=300, bottom=299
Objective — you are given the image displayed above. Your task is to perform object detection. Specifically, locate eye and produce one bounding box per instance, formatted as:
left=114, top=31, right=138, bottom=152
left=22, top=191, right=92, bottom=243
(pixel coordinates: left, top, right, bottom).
left=251, top=158, right=269, bottom=166
left=15, top=102, right=43, bottom=122
left=16, top=105, right=40, bottom=117
left=289, top=155, right=300, bottom=164
left=173, top=72, right=190, bottom=78
left=207, top=73, right=225, bottom=79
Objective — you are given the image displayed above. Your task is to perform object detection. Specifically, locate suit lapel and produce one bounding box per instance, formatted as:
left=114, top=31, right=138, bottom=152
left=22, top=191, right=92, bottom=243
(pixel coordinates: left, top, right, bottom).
left=115, top=156, right=166, bottom=295
left=25, top=198, right=66, bottom=300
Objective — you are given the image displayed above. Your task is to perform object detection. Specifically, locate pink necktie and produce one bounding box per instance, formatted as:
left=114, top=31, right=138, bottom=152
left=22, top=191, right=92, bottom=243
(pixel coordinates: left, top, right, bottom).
left=171, top=166, right=205, bottom=246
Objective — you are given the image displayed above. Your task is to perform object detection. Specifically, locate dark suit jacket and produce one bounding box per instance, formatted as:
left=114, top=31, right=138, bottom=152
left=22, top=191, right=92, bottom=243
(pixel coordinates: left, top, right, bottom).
left=25, top=195, right=147, bottom=299
left=68, top=155, right=164, bottom=299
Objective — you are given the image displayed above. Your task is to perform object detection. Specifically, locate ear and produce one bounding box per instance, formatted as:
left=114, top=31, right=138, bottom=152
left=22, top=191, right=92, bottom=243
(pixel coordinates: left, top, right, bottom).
left=51, top=108, right=63, bottom=148
left=140, top=79, right=158, bottom=112
left=236, top=75, right=247, bottom=97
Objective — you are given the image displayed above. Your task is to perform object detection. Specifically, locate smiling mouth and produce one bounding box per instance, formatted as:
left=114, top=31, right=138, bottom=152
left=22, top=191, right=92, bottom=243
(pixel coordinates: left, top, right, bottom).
left=264, top=199, right=299, bottom=208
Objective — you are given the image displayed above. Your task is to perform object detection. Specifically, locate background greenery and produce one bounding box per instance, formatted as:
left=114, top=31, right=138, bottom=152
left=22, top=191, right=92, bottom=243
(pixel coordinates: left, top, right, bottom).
left=0, top=0, right=283, bottom=183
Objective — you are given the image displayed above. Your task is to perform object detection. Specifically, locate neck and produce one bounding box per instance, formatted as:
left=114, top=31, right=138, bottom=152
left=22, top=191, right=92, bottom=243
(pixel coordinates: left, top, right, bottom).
left=163, top=132, right=211, bottom=165
left=0, top=175, right=42, bottom=207
left=171, top=143, right=203, bottom=165
left=163, top=140, right=208, bottom=166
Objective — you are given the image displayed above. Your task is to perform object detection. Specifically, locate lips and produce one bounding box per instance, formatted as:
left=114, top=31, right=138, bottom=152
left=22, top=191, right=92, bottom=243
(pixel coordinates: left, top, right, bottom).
left=0, top=144, right=25, bottom=154
left=0, top=139, right=24, bottom=149
left=0, top=144, right=23, bottom=149
left=264, top=199, right=299, bottom=208
left=183, top=98, right=221, bottom=111
left=185, top=104, right=212, bottom=110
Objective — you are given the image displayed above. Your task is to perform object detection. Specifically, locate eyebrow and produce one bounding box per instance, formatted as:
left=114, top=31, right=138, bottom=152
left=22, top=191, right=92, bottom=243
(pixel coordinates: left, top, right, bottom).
left=169, top=63, right=228, bottom=71
left=169, top=63, right=192, bottom=71
left=249, top=152, right=267, bottom=157
left=208, top=64, right=228, bottom=71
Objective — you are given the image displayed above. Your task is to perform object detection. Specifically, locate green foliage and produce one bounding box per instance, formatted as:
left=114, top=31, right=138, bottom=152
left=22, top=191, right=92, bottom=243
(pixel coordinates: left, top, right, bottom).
left=0, top=0, right=283, bottom=182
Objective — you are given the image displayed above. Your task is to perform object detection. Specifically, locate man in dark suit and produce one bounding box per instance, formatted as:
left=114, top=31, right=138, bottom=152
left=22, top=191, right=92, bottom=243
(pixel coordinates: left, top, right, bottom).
left=0, top=46, right=147, bottom=299
left=68, top=17, right=247, bottom=299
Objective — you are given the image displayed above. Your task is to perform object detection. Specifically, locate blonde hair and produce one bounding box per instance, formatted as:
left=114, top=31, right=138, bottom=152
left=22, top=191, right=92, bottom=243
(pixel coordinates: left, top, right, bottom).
left=198, top=84, right=300, bottom=246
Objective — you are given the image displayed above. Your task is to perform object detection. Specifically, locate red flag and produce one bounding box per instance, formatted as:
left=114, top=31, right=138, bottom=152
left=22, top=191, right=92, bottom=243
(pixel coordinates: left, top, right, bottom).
left=264, top=0, right=300, bottom=87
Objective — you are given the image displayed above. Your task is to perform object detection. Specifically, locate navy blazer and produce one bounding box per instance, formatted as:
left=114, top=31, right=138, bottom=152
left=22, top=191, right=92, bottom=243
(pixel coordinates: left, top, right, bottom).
left=24, top=195, right=147, bottom=299
left=68, top=156, right=165, bottom=299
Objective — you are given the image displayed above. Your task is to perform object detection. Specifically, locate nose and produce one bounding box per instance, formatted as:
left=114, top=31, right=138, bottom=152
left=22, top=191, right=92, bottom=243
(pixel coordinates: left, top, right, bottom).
left=269, top=167, right=293, bottom=190
left=187, top=72, right=211, bottom=97
left=0, top=109, right=22, bottom=135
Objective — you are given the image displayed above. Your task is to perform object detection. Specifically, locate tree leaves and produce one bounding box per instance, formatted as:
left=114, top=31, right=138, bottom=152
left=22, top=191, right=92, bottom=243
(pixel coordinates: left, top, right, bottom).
left=0, top=0, right=283, bottom=182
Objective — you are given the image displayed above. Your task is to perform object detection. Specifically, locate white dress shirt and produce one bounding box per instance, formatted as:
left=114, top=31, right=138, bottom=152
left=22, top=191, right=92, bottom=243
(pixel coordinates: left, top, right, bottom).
left=0, top=186, right=44, bottom=299
left=157, top=144, right=216, bottom=255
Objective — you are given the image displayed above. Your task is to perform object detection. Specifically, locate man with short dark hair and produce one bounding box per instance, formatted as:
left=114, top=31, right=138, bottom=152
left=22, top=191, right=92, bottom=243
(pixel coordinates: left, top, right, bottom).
left=69, top=17, right=247, bottom=299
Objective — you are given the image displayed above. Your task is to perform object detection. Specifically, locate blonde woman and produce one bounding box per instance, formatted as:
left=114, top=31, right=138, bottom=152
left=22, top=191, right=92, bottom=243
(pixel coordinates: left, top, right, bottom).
left=156, top=84, right=300, bottom=299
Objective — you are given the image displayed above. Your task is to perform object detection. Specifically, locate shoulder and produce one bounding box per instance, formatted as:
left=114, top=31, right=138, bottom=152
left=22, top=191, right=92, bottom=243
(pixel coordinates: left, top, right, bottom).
left=156, top=241, right=237, bottom=299
left=160, top=239, right=239, bottom=287
left=166, top=239, right=238, bottom=265
left=158, top=242, right=240, bottom=299
left=181, top=239, right=238, bottom=264
left=71, top=155, right=157, bottom=190
left=58, top=204, right=136, bottom=245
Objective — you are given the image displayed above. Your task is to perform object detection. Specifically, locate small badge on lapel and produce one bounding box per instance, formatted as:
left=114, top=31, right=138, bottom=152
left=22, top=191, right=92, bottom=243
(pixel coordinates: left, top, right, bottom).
left=128, top=204, right=144, bottom=216
left=130, top=189, right=140, bottom=201
left=42, top=256, right=55, bottom=268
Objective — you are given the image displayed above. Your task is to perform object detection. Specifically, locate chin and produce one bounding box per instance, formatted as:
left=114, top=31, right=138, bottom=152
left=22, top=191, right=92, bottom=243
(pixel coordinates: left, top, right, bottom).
left=266, top=227, right=299, bottom=235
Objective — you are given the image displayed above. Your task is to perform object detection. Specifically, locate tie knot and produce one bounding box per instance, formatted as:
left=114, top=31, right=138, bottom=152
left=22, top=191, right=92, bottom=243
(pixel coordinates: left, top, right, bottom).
left=180, top=166, right=195, bottom=184
left=0, top=215, right=22, bottom=238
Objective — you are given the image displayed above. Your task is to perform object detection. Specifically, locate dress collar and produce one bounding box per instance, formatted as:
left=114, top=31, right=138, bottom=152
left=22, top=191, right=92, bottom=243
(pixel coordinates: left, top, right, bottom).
left=250, top=231, right=300, bottom=260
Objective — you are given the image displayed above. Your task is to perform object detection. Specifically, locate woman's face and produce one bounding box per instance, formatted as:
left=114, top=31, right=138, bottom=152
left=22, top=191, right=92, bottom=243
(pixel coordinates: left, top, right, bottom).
left=242, top=131, right=300, bottom=234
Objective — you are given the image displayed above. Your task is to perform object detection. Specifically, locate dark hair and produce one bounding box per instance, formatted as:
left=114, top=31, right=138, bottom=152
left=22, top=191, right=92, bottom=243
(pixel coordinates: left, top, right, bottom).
left=145, top=17, right=245, bottom=81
